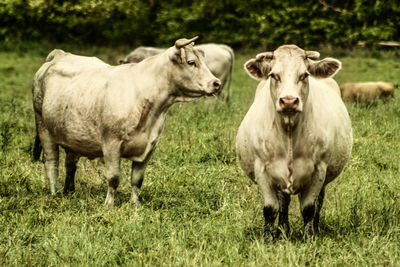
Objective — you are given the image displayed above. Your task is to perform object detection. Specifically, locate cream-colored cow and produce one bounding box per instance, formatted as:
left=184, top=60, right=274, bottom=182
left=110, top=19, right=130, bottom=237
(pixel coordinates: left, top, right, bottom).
left=236, top=45, right=353, bottom=240
left=119, top=43, right=234, bottom=101
left=32, top=37, right=221, bottom=205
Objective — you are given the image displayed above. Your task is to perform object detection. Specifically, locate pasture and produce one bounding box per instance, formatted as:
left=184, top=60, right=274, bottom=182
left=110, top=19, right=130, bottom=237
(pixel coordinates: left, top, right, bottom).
left=0, top=42, right=400, bottom=265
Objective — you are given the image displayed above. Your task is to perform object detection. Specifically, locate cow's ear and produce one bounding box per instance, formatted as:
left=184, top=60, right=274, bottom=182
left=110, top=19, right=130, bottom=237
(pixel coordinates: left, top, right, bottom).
left=197, top=48, right=205, bottom=57
left=244, top=58, right=271, bottom=80
left=168, top=47, right=184, bottom=64
left=308, top=58, right=341, bottom=78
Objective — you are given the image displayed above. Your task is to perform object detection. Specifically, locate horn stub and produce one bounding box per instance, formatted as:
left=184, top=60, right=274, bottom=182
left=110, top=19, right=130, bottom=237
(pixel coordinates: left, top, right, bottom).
left=175, top=36, right=199, bottom=48
left=256, top=52, right=273, bottom=61
left=306, top=51, right=320, bottom=60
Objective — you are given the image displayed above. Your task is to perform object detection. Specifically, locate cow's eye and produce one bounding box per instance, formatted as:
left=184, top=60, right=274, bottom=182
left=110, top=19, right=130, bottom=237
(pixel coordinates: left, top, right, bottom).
left=269, top=73, right=280, bottom=81
left=187, top=60, right=196, bottom=67
left=299, top=72, right=309, bottom=81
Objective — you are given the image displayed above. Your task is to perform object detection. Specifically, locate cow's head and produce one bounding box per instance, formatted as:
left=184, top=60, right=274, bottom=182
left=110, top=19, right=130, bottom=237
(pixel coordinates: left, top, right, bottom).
left=167, top=36, right=221, bottom=100
left=244, top=45, right=341, bottom=116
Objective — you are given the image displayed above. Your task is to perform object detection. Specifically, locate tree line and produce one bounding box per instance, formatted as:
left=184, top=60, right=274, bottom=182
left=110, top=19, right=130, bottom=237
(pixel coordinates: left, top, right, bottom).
left=0, top=0, right=399, bottom=48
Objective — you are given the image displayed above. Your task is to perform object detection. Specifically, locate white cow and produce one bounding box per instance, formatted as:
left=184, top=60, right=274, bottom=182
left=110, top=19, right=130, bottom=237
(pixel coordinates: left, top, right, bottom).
left=119, top=43, right=234, bottom=101
left=32, top=37, right=221, bottom=205
left=236, top=44, right=352, bottom=240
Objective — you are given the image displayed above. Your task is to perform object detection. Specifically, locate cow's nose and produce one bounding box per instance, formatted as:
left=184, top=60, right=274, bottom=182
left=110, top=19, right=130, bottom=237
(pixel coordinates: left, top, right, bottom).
left=279, top=96, right=299, bottom=111
left=212, top=79, right=221, bottom=91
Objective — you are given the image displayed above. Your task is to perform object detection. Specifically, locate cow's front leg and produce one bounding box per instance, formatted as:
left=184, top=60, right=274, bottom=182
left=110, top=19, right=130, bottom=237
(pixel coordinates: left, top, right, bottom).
left=130, top=149, right=153, bottom=205
left=299, top=163, right=327, bottom=239
left=255, top=161, right=279, bottom=242
left=277, top=191, right=291, bottom=237
left=314, top=186, right=325, bottom=233
left=103, top=143, right=121, bottom=206
left=130, top=161, right=147, bottom=205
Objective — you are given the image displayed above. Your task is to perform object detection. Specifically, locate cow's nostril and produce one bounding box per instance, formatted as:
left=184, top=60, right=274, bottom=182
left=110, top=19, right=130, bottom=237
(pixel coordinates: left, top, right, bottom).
left=294, top=98, right=299, bottom=105
left=213, top=81, right=221, bottom=89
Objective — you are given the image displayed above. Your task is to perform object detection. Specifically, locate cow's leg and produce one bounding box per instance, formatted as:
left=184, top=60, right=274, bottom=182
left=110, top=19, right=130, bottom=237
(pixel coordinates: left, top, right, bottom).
left=40, top=131, right=59, bottom=194
left=299, top=163, right=327, bottom=239
left=255, top=163, right=279, bottom=242
left=130, top=161, right=147, bottom=205
left=103, top=142, right=121, bottom=206
left=277, top=191, right=291, bottom=237
left=64, top=151, right=79, bottom=194
left=313, top=186, right=325, bottom=234
left=130, top=150, right=154, bottom=205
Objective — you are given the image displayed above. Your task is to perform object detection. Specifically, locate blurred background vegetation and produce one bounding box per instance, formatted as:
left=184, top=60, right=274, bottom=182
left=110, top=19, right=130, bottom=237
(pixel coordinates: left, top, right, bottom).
left=0, top=0, right=399, bottom=48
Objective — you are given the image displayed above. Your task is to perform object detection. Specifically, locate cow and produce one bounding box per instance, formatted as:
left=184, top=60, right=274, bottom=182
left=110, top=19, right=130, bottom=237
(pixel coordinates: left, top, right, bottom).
left=32, top=36, right=221, bottom=206
left=340, top=81, right=395, bottom=102
left=118, top=46, right=166, bottom=64
left=236, top=44, right=353, bottom=241
left=119, top=43, right=234, bottom=101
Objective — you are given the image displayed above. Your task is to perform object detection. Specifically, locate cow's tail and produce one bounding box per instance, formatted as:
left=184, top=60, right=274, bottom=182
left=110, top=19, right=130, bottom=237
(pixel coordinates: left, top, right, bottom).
left=33, top=132, right=42, bottom=161
left=225, top=46, right=234, bottom=102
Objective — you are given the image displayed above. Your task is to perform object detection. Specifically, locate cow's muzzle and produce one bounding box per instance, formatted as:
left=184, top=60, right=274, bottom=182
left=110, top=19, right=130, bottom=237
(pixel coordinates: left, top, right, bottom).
left=207, top=79, right=221, bottom=95
left=279, top=96, right=300, bottom=113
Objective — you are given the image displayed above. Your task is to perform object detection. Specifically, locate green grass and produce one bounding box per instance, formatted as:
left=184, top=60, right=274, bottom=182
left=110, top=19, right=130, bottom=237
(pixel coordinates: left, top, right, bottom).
left=1, top=42, right=400, bottom=266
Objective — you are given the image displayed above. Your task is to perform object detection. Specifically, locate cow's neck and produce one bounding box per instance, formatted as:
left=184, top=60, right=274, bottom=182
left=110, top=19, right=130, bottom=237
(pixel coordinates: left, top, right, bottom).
left=134, top=57, right=177, bottom=116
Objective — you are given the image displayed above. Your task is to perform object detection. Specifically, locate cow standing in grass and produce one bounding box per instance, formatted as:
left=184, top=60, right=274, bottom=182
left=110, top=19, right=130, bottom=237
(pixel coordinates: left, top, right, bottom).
left=236, top=45, right=352, bottom=240
left=32, top=37, right=221, bottom=205
left=119, top=43, right=234, bottom=101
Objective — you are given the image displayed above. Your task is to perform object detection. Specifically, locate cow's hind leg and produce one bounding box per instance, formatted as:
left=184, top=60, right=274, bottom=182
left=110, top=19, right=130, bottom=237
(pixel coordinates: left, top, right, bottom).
left=41, top=134, right=59, bottom=194
left=277, top=191, right=291, bottom=237
left=64, top=151, right=79, bottom=194
left=103, top=142, right=121, bottom=206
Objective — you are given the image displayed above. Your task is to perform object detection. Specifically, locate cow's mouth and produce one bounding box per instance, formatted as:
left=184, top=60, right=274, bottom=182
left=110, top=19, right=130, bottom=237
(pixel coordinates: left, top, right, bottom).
left=182, top=90, right=206, bottom=98
left=279, top=109, right=300, bottom=115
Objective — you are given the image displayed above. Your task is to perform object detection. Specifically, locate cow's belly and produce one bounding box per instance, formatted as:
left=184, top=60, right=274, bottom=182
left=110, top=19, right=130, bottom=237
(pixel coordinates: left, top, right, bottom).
left=42, top=114, right=104, bottom=158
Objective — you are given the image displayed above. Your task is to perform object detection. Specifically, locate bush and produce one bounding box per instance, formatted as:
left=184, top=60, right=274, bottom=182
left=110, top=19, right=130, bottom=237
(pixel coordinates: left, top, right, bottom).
left=0, top=0, right=399, bottom=48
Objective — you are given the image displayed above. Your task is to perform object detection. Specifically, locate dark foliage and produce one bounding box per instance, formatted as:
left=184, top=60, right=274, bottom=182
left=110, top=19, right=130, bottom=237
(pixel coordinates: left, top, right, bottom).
left=0, top=0, right=399, bottom=48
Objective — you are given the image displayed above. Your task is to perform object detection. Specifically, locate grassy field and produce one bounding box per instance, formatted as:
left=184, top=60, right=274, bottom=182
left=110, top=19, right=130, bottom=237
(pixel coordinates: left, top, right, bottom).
left=0, top=42, right=400, bottom=266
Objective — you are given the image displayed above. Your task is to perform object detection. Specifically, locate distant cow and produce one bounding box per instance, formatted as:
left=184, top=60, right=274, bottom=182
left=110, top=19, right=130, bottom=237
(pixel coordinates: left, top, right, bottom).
left=32, top=36, right=221, bottom=205
left=340, top=81, right=395, bottom=102
left=119, top=43, right=234, bottom=101
left=236, top=45, right=353, bottom=241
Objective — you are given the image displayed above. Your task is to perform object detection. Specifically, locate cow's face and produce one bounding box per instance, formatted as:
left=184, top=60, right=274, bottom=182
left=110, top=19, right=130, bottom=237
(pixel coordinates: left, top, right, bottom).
left=245, top=45, right=341, bottom=115
left=168, top=37, right=221, bottom=100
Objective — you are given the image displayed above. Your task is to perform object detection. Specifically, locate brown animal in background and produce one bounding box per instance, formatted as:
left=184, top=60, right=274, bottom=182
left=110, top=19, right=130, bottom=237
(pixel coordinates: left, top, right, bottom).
left=340, top=82, right=395, bottom=102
